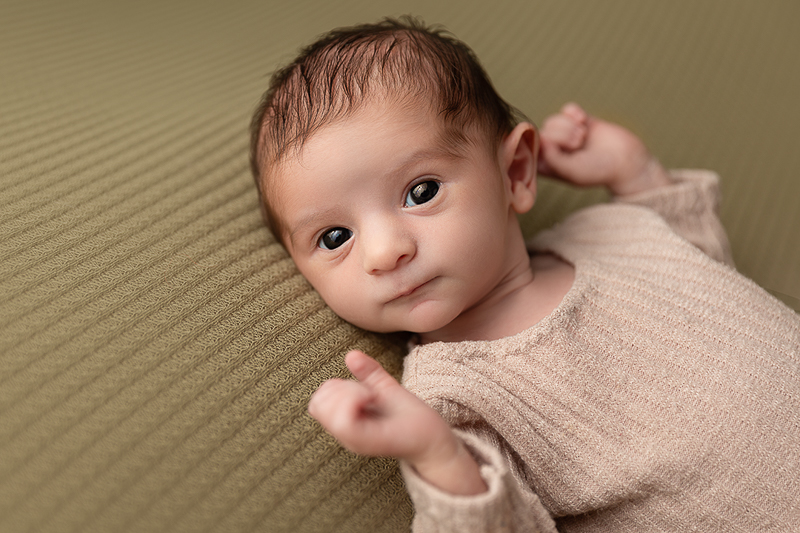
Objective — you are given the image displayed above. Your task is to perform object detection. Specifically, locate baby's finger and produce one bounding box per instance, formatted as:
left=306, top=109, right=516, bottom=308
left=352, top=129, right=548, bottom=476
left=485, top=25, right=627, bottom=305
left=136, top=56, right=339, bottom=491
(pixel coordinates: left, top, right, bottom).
left=537, top=140, right=558, bottom=176
left=561, top=102, right=588, bottom=124
left=308, top=378, right=344, bottom=419
left=308, top=378, right=374, bottom=429
left=540, top=113, right=587, bottom=152
left=538, top=137, right=594, bottom=183
left=345, top=350, right=399, bottom=392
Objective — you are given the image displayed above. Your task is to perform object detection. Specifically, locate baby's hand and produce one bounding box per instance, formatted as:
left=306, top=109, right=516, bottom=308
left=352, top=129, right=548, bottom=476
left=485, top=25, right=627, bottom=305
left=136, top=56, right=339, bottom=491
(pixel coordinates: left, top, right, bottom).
left=538, top=103, right=672, bottom=195
left=309, top=350, right=451, bottom=461
left=309, top=350, right=487, bottom=495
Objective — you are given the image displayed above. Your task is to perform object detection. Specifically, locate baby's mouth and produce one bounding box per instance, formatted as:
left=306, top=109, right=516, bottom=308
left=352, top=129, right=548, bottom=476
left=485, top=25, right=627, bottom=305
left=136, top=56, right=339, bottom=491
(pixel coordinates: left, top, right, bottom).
left=389, top=278, right=436, bottom=302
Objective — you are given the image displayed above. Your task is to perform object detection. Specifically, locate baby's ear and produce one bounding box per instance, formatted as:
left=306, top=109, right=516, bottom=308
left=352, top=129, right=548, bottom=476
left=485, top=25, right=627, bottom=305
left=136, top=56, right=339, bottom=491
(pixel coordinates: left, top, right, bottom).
left=500, top=122, right=538, bottom=214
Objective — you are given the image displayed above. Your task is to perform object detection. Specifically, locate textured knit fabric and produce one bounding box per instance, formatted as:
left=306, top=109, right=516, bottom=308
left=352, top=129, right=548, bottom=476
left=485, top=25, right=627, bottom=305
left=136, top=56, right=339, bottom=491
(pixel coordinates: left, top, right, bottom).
left=400, top=171, right=800, bottom=532
left=4, top=3, right=800, bottom=532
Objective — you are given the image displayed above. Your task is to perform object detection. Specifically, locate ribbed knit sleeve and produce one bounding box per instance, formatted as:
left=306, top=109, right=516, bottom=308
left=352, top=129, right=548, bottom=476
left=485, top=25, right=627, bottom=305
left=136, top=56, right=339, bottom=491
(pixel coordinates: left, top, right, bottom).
left=400, top=430, right=557, bottom=533
left=615, top=169, right=734, bottom=266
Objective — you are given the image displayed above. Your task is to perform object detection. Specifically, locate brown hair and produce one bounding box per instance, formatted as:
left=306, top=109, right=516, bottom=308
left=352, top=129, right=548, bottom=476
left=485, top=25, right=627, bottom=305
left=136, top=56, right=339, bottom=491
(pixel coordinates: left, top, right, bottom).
left=250, top=16, right=524, bottom=241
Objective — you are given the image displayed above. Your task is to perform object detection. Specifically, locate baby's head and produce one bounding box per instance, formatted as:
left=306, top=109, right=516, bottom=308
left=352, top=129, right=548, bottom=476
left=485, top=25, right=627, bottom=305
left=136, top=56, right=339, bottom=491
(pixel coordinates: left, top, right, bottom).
left=250, top=17, right=540, bottom=336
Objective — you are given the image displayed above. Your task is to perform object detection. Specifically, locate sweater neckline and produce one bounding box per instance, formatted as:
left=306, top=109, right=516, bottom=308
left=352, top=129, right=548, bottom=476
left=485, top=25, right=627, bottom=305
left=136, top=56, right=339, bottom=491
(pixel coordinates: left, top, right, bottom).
left=410, top=248, right=590, bottom=353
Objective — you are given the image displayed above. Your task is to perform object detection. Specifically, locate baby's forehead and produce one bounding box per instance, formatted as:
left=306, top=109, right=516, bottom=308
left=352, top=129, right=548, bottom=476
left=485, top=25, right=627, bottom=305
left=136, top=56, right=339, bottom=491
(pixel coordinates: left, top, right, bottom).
left=278, top=99, right=454, bottom=164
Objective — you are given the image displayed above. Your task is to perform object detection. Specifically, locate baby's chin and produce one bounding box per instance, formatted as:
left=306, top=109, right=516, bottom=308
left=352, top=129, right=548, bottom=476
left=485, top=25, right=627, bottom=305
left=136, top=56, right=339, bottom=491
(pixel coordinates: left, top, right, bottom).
left=346, top=301, right=463, bottom=338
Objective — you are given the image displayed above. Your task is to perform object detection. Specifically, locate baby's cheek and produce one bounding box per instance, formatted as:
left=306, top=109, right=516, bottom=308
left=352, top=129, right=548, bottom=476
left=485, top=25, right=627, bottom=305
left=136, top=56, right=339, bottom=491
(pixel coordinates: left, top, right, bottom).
left=325, top=288, right=383, bottom=331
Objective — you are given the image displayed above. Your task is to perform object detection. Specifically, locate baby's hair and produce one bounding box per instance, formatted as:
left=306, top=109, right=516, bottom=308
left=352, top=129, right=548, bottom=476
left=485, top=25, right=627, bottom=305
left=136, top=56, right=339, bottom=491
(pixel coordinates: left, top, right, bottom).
left=250, top=16, right=524, bottom=241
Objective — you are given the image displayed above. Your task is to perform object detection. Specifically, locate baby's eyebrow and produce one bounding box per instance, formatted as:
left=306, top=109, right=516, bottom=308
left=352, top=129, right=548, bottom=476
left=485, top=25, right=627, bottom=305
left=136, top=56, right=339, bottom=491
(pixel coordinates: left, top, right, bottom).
left=389, top=143, right=466, bottom=176
left=286, top=209, right=335, bottom=246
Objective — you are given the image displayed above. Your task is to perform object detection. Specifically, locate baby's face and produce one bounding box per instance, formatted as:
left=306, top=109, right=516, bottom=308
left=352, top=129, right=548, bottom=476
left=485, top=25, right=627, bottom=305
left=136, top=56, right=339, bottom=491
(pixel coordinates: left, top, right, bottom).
left=271, top=98, right=521, bottom=334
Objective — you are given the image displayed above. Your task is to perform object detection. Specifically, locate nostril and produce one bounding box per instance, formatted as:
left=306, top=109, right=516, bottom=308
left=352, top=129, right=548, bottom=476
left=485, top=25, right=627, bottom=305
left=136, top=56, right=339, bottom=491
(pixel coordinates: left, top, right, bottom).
left=366, top=251, right=411, bottom=274
left=361, top=229, right=416, bottom=273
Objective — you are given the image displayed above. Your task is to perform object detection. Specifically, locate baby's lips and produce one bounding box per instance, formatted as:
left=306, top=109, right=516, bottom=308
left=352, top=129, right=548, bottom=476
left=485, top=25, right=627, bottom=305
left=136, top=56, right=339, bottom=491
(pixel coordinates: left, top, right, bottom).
left=388, top=277, right=436, bottom=302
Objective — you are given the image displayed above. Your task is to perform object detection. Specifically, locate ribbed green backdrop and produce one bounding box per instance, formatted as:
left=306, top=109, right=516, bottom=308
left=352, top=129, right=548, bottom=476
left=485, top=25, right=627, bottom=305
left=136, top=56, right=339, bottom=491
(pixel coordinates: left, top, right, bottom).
left=2, top=1, right=798, bottom=532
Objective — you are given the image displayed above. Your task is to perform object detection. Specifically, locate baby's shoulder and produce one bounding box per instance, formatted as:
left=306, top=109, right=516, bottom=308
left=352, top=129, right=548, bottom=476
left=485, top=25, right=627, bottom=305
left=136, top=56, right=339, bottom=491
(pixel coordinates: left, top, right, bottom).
left=528, top=202, right=681, bottom=260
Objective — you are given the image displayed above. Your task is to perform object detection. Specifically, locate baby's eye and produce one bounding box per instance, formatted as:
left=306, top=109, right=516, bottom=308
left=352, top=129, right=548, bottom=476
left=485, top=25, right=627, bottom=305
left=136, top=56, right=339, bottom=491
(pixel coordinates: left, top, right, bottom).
left=405, top=180, right=440, bottom=207
left=319, top=227, right=352, bottom=250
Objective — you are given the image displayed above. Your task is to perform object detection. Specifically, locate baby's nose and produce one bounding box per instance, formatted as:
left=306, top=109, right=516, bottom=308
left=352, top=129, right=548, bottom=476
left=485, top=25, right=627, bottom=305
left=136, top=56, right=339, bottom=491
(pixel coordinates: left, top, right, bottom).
left=361, top=228, right=416, bottom=274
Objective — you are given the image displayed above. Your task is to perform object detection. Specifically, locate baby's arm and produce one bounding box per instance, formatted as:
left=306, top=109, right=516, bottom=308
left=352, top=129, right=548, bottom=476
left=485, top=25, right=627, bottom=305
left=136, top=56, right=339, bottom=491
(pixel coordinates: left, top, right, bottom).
left=539, top=104, right=733, bottom=264
left=308, top=350, right=488, bottom=496
left=538, top=103, right=672, bottom=196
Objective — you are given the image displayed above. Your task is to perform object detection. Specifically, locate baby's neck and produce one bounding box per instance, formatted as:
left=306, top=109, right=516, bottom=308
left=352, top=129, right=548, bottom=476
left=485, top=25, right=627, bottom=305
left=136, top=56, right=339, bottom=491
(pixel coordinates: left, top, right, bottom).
left=418, top=253, right=575, bottom=344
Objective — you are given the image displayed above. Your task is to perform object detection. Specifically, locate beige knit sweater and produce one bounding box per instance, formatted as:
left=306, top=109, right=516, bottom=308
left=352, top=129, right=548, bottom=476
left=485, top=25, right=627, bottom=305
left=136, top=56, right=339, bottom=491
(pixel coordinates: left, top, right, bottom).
left=400, top=171, right=800, bottom=532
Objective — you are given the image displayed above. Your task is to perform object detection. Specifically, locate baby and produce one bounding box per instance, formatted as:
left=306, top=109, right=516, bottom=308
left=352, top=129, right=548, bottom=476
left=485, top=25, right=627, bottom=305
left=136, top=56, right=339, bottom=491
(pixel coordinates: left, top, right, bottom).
left=250, top=18, right=800, bottom=533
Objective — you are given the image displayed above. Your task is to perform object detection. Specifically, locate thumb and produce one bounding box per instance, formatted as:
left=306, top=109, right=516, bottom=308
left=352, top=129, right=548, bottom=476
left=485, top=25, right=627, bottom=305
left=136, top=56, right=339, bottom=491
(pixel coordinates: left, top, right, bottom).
left=539, top=138, right=597, bottom=183
left=537, top=141, right=557, bottom=176
left=345, top=350, right=398, bottom=391
left=539, top=138, right=575, bottom=178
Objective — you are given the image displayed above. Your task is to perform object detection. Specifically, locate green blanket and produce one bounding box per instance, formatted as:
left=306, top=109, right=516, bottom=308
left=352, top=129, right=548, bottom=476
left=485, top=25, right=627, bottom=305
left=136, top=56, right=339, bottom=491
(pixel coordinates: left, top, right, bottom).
left=2, top=1, right=798, bottom=532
